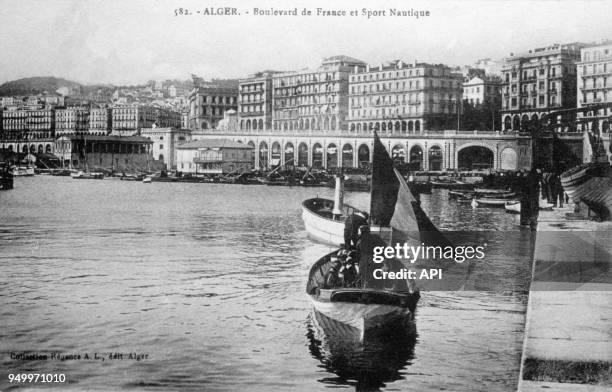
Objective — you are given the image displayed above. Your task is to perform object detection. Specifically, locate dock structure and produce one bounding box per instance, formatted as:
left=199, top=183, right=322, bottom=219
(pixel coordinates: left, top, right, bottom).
left=518, top=206, right=612, bottom=391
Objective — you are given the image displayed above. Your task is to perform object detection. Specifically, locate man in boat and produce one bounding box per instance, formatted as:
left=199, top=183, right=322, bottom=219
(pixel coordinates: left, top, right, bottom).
left=344, top=211, right=369, bottom=249
left=338, top=250, right=360, bottom=287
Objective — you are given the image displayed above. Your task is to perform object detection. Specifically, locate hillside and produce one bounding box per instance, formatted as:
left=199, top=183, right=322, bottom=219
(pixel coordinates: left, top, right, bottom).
left=0, top=77, right=82, bottom=96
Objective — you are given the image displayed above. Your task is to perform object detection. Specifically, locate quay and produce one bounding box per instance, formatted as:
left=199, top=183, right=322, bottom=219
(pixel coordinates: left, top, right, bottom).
left=518, top=206, right=612, bottom=391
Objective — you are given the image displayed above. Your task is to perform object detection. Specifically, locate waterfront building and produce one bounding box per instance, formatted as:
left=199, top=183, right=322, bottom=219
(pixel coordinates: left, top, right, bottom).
left=463, top=76, right=501, bottom=106
left=238, top=71, right=280, bottom=132
left=188, top=84, right=238, bottom=131
left=55, top=107, right=89, bottom=136
left=141, top=127, right=192, bottom=170
left=272, top=56, right=367, bottom=133
left=54, top=135, right=160, bottom=172
left=176, top=139, right=254, bottom=174
left=577, top=41, right=612, bottom=133
left=462, top=75, right=502, bottom=131
left=89, top=107, right=111, bottom=135
left=0, top=108, right=55, bottom=154
left=500, top=42, right=585, bottom=132
left=347, top=60, right=463, bottom=134
left=111, top=104, right=172, bottom=136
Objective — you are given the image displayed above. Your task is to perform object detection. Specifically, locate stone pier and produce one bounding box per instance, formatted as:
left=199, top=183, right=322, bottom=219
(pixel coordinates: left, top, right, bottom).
left=518, top=206, right=612, bottom=391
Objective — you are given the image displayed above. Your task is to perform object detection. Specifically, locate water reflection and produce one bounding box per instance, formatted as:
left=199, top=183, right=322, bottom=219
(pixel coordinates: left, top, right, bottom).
left=306, top=309, right=416, bottom=392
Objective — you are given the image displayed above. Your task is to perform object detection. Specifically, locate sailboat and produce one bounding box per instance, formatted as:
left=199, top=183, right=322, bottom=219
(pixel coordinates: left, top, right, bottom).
left=305, top=132, right=447, bottom=340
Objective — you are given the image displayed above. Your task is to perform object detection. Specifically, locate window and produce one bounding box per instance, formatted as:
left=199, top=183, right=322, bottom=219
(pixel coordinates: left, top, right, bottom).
left=159, top=144, right=164, bottom=149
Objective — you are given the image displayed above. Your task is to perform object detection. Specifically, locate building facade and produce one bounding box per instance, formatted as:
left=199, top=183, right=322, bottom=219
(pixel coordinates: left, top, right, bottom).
left=54, top=135, right=160, bottom=172
left=188, top=85, right=238, bottom=131
left=55, top=107, right=90, bottom=135
left=111, top=105, right=158, bottom=136
left=272, top=56, right=367, bottom=133
left=238, top=71, right=278, bottom=132
left=577, top=41, right=612, bottom=133
left=347, top=60, right=463, bottom=134
left=501, top=43, right=584, bottom=132
left=89, top=107, right=111, bottom=135
left=176, top=139, right=254, bottom=174
left=141, top=127, right=192, bottom=170
left=1, top=108, right=55, bottom=154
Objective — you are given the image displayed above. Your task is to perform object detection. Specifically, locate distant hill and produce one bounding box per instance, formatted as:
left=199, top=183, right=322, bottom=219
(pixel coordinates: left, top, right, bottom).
left=0, top=77, right=82, bottom=96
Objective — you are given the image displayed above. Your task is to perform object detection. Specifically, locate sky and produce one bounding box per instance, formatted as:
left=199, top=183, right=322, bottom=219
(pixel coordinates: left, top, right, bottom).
left=0, top=0, right=610, bottom=85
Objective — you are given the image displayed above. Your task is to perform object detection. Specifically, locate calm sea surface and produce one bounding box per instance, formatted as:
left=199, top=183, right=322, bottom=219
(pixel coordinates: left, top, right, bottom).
left=0, top=176, right=533, bottom=391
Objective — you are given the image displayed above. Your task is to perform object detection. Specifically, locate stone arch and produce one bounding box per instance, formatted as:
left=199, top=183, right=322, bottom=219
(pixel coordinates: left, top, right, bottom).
left=298, top=142, right=308, bottom=166
left=401, top=121, right=407, bottom=133
left=392, top=144, right=406, bottom=163
left=409, top=145, right=423, bottom=170
left=323, top=117, right=330, bottom=130
left=259, top=141, right=269, bottom=169
left=504, top=116, right=512, bottom=131
left=159, top=154, right=164, bottom=161
left=428, top=144, right=443, bottom=171
left=284, top=142, right=294, bottom=165
left=521, top=114, right=530, bottom=130
left=342, top=143, right=353, bottom=168
left=271, top=141, right=281, bottom=166
left=408, top=121, right=414, bottom=132
left=457, top=145, right=494, bottom=170
left=246, top=119, right=251, bottom=130
left=513, top=115, right=520, bottom=130
left=357, top=144, right=370, bottom=168
left=45, top=144, right=52, bottom=153
left=415, top=120, right=421, bottom=132
left=253, top=120, right=258, bottom=130
left=500, top=147, right=518, bottom=170
left=326, top=143, right=338, bottom=168
left=38, top=144, right=43, bottom=154
left=312, top=143, right=323, bottom=169
left=258, top=119, right=264, bottom=130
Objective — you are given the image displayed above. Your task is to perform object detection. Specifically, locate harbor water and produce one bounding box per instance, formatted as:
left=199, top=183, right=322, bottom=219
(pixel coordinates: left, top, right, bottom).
left=0, top=176, right=533, bottom=391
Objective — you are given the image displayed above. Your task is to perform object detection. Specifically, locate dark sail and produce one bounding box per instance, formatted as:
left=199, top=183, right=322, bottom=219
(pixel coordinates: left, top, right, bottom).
left=369, top=132, right=450, bottom=246
left=370, top=132, right=399, bottom=227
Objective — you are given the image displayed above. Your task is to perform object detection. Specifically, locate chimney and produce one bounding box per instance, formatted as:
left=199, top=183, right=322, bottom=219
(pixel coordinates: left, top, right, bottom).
left=398, top=60, right=403, bottom=69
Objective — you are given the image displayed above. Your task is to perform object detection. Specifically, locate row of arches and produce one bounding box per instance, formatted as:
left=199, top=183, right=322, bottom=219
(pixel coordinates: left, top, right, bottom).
left=3, top=143, right=53, bottom=154
left=245, top=140, right=513, bottom=171
left=272, top=116, right=339, bottom=131
left=349, top=120, right=421, bottom=133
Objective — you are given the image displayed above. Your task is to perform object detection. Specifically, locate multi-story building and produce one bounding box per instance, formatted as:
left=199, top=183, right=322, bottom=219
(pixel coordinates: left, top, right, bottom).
left=577, top=41, right=612, bottom=134
left=141, top=127, right=192, bottom=170
left=347, top=60, right=463, bottom=133
left=238, top=71, right=279, bottom=131
left=155, top=107, right=182, bottom=129
left=272, top=56, right=367, bottom=133
left=1, top=108, right=55, bottom=154
left=111, top=105, right=158, bottom=136
left=501, top=42, right=585, bottom=132
left=463, top=76, right=501, bottom=106
left=462, top=75, right=502, bottom=130
left=55, top=107, right=90, bottom=136
left=188, top=84, right=238, bottom=131
left=89, top=107, right=111, bottom=135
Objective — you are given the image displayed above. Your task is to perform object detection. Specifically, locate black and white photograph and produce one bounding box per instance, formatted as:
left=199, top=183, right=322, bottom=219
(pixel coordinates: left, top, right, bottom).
left=1, top=1, right=611, bottom=391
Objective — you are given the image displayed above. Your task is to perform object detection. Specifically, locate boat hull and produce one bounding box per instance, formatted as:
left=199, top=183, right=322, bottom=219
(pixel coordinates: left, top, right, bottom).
left=301, top=198, right=364, bottom=246
left=310, top=295, right=414, bottom=341
left=475, top=197, right=520, bottom=207
left=561, top=163, right=612, bottom=219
